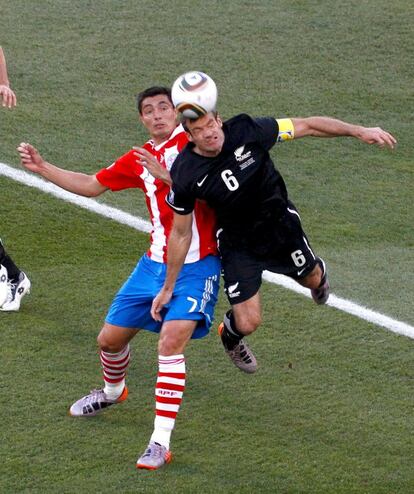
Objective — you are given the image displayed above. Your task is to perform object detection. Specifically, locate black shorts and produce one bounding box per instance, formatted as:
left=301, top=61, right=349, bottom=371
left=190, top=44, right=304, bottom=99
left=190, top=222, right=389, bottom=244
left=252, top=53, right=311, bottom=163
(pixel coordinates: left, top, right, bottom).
left=217, top=203, right=318, bottom=304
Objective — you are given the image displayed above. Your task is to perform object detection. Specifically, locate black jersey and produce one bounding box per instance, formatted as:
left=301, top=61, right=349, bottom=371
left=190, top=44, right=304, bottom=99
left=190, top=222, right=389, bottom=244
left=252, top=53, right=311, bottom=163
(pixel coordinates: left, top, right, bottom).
left=167, top=114, right=289, bottom=247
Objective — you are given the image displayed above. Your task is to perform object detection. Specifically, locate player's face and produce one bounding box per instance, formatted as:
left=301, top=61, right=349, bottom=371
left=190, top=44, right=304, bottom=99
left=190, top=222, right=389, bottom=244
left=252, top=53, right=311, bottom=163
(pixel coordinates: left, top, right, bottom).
left=186, top=113, right=224, bottom=157
left=139, top=95, right=178, bottom=144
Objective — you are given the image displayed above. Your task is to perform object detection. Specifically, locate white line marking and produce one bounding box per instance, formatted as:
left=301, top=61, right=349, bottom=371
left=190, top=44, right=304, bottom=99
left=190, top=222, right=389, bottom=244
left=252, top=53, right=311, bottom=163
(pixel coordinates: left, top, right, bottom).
left=262, top=272, right=414, bottom=339
left=1, top=161, right=413, bottom=339
left=0, top=162, right=151, bottom=233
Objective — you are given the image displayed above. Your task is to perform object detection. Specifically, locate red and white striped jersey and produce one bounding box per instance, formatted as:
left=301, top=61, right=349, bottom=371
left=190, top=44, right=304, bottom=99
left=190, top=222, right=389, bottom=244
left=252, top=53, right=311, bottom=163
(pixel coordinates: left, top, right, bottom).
left=96, top=124, right=217, bottom=263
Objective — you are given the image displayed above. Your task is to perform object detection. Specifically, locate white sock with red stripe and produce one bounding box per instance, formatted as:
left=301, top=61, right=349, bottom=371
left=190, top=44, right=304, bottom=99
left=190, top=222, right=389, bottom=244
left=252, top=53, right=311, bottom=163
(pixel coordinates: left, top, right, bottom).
left=150, top=354, right=186, bottom=450
left=100, top=344, right=130, bottom=400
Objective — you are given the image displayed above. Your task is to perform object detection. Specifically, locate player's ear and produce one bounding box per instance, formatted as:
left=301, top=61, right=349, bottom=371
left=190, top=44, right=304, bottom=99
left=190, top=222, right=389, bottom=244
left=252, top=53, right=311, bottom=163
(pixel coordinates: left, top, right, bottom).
left=186, top=131, right=194, bottom=142
left=216, top=114, right=223, bottom=127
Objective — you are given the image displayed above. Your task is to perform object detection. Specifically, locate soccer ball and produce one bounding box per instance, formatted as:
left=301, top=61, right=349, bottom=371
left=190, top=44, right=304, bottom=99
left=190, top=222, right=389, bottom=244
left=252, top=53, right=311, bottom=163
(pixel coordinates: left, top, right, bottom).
left=171, top=71, right=218, bottom=119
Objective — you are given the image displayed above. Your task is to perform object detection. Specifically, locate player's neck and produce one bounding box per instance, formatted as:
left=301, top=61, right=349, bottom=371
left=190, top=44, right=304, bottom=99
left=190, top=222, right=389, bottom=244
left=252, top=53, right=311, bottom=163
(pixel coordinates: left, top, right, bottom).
left=152, top=135, right=169, bottom=146
left=151, top=127, right=175, bottom=146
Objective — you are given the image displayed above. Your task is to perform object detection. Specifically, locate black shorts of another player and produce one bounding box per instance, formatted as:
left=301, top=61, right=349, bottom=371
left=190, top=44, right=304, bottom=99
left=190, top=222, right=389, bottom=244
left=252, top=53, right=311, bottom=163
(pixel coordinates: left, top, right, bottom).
left=217, top=203, right=319, bottom=305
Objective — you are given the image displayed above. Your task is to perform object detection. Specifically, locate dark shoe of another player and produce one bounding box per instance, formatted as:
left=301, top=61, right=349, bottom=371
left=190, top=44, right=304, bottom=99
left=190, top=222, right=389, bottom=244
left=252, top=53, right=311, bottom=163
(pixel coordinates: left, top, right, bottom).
left=218, top=323, right=257, bottom=374
left=311, top=260, right=330, bottom=305
left=136, top=442, right=172, bottom=470
left=69, top=387, right=128, bottom=417
left=0, top=271, right=31, bottom=312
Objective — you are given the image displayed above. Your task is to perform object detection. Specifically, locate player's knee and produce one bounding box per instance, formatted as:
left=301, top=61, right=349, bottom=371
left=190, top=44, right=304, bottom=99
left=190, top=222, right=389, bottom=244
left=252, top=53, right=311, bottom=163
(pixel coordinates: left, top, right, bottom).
left=97, top=330, right=123, bottom=353
left=158, top=330, right=187, bottom=356
left=235, top=313, right=261, bottom=335
left=303, top=264, right=323, bottom=289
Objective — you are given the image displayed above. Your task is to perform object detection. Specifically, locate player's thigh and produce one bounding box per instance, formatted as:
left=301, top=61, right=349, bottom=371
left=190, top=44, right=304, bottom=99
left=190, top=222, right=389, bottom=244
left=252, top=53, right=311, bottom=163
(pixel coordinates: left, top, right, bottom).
left=218, top=234, right=263, bottom=305
left=97, top=323, right=140, bottom=352
left=165, top=255, right=220, bottom=339
left=267, top=204, right=318, bottom=279
left=158, top=319, right=197, bottom=355
left=105, top=254, right=163, bottom=333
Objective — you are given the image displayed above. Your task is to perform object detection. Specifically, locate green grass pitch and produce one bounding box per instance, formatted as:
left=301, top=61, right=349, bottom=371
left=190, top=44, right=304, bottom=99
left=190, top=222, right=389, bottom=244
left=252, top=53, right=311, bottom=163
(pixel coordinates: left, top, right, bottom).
left=1, top=1, right=413, bottom=492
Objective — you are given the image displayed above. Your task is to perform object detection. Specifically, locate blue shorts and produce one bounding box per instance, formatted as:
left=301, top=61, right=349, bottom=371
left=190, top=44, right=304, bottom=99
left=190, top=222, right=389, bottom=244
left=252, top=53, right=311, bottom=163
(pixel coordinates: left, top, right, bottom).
left=105, top=254, right=221, bottom=339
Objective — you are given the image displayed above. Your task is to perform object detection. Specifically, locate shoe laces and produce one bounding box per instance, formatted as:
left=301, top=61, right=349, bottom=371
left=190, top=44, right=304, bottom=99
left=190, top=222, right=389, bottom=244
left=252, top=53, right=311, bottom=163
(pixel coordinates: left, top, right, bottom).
left=84, top=389, right=107, bottom=405
left=143, top=442, right=165, bottom=460
left=229, top=341, right=250, bottom=363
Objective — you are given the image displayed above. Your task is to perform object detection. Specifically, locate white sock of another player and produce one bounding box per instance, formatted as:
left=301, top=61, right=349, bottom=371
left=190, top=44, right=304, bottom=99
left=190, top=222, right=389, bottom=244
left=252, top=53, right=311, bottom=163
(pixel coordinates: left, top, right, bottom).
left=150, top=354, right=186, bottom=450
left=100, top=344, right=130, bottom=400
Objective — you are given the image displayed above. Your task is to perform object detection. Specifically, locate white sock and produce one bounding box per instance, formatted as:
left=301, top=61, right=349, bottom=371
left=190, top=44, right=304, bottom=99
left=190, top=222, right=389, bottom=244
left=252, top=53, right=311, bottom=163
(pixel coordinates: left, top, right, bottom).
left=100, top=345, right=130, bottom=400
left=149, top=354, right=186, bottom=450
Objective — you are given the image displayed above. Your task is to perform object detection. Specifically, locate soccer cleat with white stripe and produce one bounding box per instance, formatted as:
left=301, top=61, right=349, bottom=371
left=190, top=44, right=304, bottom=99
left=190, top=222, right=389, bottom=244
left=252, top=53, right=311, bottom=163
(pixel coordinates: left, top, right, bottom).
left=136, top=441, right=172, bottom=470
left=69, top=386, right=128, bottom=417
left=0, top=271, right=31, bottom=311
left=0, top=265, right=9, bottom=307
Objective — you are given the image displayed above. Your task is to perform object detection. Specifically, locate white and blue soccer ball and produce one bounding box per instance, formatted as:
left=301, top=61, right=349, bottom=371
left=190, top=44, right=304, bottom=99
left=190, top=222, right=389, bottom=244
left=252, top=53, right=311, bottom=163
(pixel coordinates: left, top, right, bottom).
left=171, top=71, right=218, bottom=119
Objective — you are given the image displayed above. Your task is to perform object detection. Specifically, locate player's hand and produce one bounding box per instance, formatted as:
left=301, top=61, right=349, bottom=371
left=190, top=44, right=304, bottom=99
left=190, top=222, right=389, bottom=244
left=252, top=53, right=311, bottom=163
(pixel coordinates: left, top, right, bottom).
left=358, top=127, right=397, bottom=149
left=0, top=84, right=17, bottom=108
left=133, top=147, right=172, bottom=185
left=17, top=142, right=46, bottom=173
left=151, top=287, right=173, bottom=322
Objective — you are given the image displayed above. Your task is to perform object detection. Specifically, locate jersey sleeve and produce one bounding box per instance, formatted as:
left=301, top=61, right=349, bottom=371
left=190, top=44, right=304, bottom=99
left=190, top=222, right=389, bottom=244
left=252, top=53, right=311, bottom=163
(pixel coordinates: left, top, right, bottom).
left=96, top=149, right=145, bottom=191
left=252, top=117, right=279, bottom=150
left=165, top=183, right=196, bottom=215
left=166, top=156, right=196, bottom=215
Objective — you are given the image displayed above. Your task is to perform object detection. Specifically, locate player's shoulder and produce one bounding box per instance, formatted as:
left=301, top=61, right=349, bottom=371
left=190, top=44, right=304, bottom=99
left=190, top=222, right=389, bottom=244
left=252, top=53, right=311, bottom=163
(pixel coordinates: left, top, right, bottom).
left=109, top=148, right=137, bottom=168
left=170, top=143, right=192, bottom=172
left=225, top=113, right=276, bottom=131
left=170, top=143, right=202, bottom=184
left=225, top=113, right=253, bottom=128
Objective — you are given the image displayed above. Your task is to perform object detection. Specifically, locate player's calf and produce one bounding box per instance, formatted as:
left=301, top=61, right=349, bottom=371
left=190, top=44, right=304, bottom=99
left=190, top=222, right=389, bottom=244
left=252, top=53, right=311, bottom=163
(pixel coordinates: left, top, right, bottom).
left=311, top=258, right=330, bottom=305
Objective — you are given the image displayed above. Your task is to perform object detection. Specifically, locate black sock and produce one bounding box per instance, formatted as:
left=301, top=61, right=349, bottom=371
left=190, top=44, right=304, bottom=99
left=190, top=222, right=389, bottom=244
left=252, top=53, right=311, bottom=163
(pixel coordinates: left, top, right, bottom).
left=2, top=255, right=21, bottom=282
left=0, top=242, right=21, bottom=282
left=220, top=310, right=244, bottom=350
left=316, top=258, right=326, bottom=286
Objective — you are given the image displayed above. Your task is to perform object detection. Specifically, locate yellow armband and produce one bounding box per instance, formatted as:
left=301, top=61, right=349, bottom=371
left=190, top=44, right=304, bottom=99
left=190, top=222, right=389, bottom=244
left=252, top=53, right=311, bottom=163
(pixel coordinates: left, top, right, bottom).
left=276, top=118, right=294, bottom=142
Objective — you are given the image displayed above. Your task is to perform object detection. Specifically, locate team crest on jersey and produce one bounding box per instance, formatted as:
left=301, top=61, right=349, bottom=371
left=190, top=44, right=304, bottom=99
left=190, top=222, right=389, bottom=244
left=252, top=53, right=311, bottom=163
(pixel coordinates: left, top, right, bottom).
left=166, top=152, right=179, bottom=170
left=234, top=145, right=255, bottom=170
left=165, top=145, right=180, bottom=171
left=234, top=145, right=252, bottom=162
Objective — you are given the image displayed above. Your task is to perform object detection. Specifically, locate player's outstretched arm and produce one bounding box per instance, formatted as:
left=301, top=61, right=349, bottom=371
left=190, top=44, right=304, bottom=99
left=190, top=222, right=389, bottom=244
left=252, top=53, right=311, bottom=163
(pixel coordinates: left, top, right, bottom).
left=17, top=142, right=107, bottom=197
left=151, top=213, right=193, bottom=322
left=291, top=117, right=397, bottom=149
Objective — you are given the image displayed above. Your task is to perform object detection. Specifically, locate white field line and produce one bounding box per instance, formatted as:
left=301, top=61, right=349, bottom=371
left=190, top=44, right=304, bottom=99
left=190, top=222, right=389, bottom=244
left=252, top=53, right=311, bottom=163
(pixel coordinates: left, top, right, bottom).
left=1, top=161, right=413, bottom=339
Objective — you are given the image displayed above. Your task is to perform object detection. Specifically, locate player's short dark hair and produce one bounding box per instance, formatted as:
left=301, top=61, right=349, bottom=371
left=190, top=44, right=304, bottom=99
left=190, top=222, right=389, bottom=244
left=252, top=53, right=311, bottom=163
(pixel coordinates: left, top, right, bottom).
left=136, top=86, right=172, bottom=114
